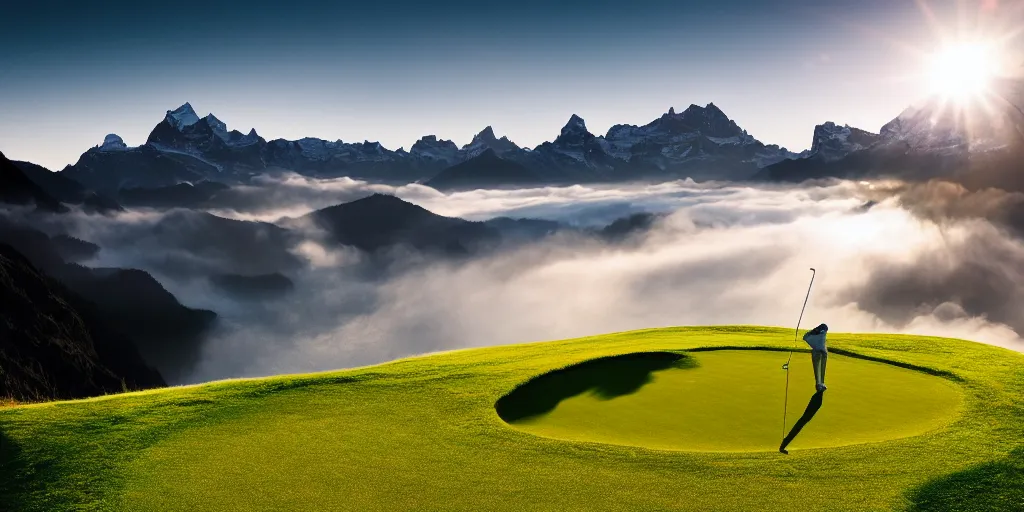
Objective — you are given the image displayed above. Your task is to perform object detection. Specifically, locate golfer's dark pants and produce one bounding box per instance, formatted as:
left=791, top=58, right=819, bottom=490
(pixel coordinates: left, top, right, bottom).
left=811, top=350, right=828, bottom=387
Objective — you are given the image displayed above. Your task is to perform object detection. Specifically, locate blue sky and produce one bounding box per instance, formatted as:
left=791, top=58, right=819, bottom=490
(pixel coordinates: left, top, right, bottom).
left=2, top=0, right=1021, bottom=169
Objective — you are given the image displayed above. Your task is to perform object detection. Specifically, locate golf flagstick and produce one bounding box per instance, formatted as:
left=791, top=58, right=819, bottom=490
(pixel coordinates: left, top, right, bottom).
left=781, top=267, right=816, bottom=447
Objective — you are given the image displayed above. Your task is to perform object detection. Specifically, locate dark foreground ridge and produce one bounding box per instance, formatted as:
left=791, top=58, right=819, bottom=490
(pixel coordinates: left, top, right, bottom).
left=0, top=221, right=218, bottom=385
left=0, top=151, right=66, bottom=213
left=0, top=244, right=165, bottom=401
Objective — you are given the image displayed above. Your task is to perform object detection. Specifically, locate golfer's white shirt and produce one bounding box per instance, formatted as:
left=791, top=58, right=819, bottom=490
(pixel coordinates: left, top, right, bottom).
left=803, top=332, right=827, bottom=352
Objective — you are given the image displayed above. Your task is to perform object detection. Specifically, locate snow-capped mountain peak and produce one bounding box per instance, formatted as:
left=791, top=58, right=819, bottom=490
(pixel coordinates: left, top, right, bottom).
left=165, top=103, right=200, bottom=130
left=675, top=103, right=741, bottom=138
left=872, top=98, right=1018, bottom=153
left=461, top=126, right=520, bottom=158
left=472, top=126, right=497, bottom=143
left=808, top=121, right=881, bottom=161
left=760, top=79, right=1024, bottom=182
left=411, top=135, right=460, bottom=164
left=552, top=115, right=596, bottom=152
left=560, top=114, right=588, bottom=137
left=204, top=114, right=229, bottom=138
left=98, top=134, right=129, bottom=152
left=226, top=127, right=261, bottom=147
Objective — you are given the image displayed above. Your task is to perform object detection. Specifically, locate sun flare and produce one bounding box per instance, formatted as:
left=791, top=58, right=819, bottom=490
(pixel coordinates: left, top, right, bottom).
left=925, top=41, right=997, bottom=102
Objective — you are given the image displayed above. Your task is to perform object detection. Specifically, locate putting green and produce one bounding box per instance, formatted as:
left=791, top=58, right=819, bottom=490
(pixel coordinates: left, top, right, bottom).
left=498, top=350, right=963, bottom=452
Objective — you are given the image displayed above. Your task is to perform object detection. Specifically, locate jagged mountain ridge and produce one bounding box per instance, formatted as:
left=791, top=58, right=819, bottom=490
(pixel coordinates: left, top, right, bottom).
left=58, top=102, right=801, bottom=192
left=807, top=122, right=882, bottom=162
left=53, top=87, right=1024, bottom=194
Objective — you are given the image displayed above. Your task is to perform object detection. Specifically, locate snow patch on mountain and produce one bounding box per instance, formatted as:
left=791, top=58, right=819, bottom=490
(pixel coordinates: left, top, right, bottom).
left=808, top=122, right=882, bottom=161
left=461, top=126, right=520, bottom=159
left=98, top=134, right=129, bottom=152
left=149, top=143, right=224, bottom=172
left=661, top=146, right=692, bottom=159
left=560, top=114, right=588, bottom=138
left=411, top=135, right=460, bottom=165
left=165, top=103, right=200, bottom=130
left=296, top=138, right=342, bottom=160
left=706, top=135, right=744, bottom=146
left=358, top=141, right=392, bottom=162
left=750, top=147, right=799, bottom=167
left=879, top=103, right=975, bottom=154
left=204, top=114, right=229, bottom=140
left=227, top=128, right=262, bottom=148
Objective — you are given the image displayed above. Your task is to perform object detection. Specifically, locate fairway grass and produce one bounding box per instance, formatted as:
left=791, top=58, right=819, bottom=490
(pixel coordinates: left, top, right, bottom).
left=2, top=326, right=1023, bottom=511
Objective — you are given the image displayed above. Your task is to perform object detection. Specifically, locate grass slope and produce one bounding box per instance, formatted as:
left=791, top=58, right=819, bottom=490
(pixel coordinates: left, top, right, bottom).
left=2, top=326, right=1023, bottom=511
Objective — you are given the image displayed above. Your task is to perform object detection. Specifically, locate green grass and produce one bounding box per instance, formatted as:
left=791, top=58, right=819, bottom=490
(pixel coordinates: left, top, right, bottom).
left=502, top=350, right=963, bottom=452
left=1, top=326, right=1023, bottom=511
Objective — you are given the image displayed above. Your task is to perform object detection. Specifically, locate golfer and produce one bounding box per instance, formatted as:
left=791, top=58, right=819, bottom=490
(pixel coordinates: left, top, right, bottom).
left=802, top=323, right=828, bottom=392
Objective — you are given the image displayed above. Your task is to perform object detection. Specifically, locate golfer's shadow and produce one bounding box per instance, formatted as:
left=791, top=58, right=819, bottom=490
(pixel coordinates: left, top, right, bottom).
left=779, top=390, right=825, bottom=453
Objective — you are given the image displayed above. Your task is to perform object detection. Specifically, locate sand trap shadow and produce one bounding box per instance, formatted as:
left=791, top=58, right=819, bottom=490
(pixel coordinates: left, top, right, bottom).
left=496, top=352, right=696, bottom=423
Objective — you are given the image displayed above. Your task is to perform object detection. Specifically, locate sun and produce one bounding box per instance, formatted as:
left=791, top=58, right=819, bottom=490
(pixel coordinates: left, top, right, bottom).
left=925, top=41, right=997, bottom=102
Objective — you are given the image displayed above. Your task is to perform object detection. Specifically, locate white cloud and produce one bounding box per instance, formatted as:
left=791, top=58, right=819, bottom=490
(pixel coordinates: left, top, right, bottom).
left=173, top=180, right=1024, bottom=382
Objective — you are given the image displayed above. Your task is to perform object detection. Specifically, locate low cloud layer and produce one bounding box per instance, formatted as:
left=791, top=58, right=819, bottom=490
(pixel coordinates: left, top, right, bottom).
left=14, top=177, right=1024, bottom=384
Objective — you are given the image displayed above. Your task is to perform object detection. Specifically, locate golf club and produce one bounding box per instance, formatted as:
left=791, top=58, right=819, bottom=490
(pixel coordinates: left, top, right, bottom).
left=781, top=267, right=816, bottom=448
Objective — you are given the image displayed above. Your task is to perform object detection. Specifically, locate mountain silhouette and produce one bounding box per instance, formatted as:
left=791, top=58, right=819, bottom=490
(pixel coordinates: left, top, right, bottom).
left=53, top=264, right=217, bottom=383
left=0, top=222, right=218, bottom=383
left=426, top=149, right=542, bottom=191
left=0, top=151, right=66, bottom=212
left=0, top=244, right=165, bottom=402
left=12, top=159, right=122, bottom=213
left=305, top=193, right=500, bottom=255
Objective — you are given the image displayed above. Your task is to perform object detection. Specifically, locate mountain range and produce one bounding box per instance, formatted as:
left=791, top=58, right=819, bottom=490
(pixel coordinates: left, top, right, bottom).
left=24, top=83, right=1010, bottom=196
left=55, top=102, right=806, bottom=194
